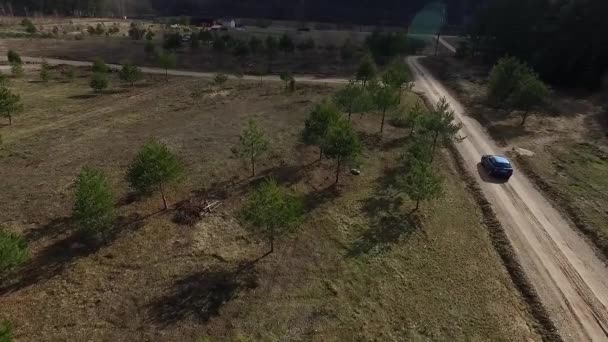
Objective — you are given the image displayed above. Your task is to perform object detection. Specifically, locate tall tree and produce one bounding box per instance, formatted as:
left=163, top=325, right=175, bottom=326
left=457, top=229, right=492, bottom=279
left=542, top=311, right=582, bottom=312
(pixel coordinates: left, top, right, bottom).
left=323, top=118, right=361, bottom=184
left=0, top=87, right=23, bottom=126
left=372, top=83, right=399, bottom=134
left=240, top=178, right=304, bottom=255
left=421, top=97, right=463, bottom=161
left=333, top=81, right=372, bottom=121
left=382, top=60, right=412, bottom=102
left=398, top=158, right=443, bottom=211
left=510, top=73, right=549, bottom=126
left=73, top=167, right=115, bottom=236
left=127, top=139, right=184, bottom=210
left=302, top=101, right=341, bottom=160
left=236, top=119, right=270, bottom=177
left=356, top=54, right=377, bottom=87
left=119, top=63, right=143, bottom=87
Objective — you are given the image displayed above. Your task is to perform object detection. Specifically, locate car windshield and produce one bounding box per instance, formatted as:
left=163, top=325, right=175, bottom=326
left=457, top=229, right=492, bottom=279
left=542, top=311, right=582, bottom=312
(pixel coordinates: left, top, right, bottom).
left=492, top=156, right=511, bottom=168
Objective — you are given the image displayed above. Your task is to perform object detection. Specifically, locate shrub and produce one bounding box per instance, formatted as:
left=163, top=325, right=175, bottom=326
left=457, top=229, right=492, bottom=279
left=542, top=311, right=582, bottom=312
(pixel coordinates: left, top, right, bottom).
left=10, top=63, right=23, bottom=78
left=72, top=167, right=115, bottom=235
left=0, top=320, right=12, bottom=342
left=0, top=228, right=28, bottom=273
left=279, top=34, right=295, bottom=53
left=119, top=63, right=143, bottom=86
left=488, top=56, right=530, bottom=104
left=7, top=50, right=21, bottom=65
left=90, top=72, right=109, bottom=93
left=127, top=139, right=184, bottom=209
left=92, top=58, right=109, bottom=73
left=214, top=73, right=228, bottom=87
left=62, top=66, right=77, bottom=80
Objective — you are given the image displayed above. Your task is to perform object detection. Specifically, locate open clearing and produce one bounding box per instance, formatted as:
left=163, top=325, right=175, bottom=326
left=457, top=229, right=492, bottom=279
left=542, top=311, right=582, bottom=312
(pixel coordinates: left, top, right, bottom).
left=422, top=56, right=608, bottom=259
left=0, top=69, right=540, bottom=340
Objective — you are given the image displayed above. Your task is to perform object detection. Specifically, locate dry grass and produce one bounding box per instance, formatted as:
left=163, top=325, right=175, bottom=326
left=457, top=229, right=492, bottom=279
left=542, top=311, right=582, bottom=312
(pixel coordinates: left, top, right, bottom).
left=0, top=70, right=539, bottom=341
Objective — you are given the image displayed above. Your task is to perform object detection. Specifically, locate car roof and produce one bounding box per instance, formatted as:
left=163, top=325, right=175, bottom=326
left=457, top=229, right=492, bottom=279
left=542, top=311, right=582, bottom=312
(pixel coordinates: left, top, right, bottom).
left=491, top=155, right=511, bottom=164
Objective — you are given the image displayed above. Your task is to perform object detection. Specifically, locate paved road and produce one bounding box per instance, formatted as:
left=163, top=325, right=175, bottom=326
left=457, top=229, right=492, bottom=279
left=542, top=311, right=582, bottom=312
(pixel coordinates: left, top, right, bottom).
left=407, top=56, right=608, bottom=342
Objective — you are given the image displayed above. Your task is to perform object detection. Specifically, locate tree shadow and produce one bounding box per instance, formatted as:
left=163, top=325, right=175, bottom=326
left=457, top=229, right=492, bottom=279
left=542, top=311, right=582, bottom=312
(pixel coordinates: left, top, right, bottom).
left=148, top=265, right=258, bottom=326
left=381, top=135, right=411, bottom=151
left=304, top=184, right=341, bottom=212
left=346, top=211, right=420, bottom=257
left=68, top=93, right=98, bottom=100
left=358, top=131, right=382, bottom=150
left=346, top=165, right=421, bottom=257
left=0, top=213, right=148, bottom=295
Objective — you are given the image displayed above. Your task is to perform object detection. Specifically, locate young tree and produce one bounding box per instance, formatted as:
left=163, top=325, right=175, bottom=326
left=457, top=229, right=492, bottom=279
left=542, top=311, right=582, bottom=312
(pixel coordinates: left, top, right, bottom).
left=214, top=73, right=228, bottom=87
left=265, top=36, right=279, bottom=70
left=39, top=60, right=51, bottom=83
left=340, top=38, right=356, bottom=61
left=0, top=87, right=23, bottom=125
left=236, top=119, right=270, bottom=177
left=144, top=40, right=156, bottom=57
left=7, top=50, right=21, bottom=65
left=92, top=58, right=109, bottom=73
left=127, top=139, right=184, bottom=210
left=333, top=81, right=372, bottom=121
left=191, top=36, right=200, bottom=50
left=302, top=101, right=342, bottom=160
left=372, top=83, right=399, bottom=134
left=157, top=50, right=176, bottom=82
left=62, top=65, right=76, bottom=81
left=90, top=72, right=109, bottom=93
left=356, top=54, right=377, bottom=87
left=248, top=36, right=262, bottom=53
left=73, top=167, right=115, bottom=236
left=404, top=102, right=426, bottom=135
left=421, top=97, right=464, bottom=161
left=323, top=118, right=362, bottom=183
left=398, top=158, right=443, bottom=211
left=382, top=60, right=412, bottom=102
left=145, top=30, right=155, bottom=41
left=0, top=228, right=28, bottom=273
left=279, top=34, right=295, bottom=53
left=240, top=178, right=304, bottom=254
left=279, top=71, right=294, bottom=89
left=198, top=30, right=212, bottom=43
left=119, top=63, right=143, bottom=87
left=10, top=63, right=23, bottom=78
left=510, top=73, right=549, bottom=126
left=234, top=69, right=244, bottom=87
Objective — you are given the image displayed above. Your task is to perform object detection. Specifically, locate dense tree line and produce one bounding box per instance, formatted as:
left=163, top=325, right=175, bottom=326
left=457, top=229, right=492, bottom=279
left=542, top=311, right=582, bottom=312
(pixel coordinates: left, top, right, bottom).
left=464, top=0, right=608, bottom=88
left=7, top=0, right=483, bottom=26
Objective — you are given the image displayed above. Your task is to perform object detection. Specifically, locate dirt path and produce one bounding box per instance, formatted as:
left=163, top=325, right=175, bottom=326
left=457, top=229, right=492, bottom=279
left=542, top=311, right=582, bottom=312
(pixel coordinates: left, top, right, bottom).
left=407, top=56, right=608, bottom=342
left=0, top=56, right=349, bottom=85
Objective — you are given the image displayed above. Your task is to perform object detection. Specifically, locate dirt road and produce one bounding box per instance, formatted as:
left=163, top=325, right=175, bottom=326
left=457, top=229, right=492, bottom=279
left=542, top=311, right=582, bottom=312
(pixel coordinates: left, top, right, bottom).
left=1, top=56, right=349, bottom=85
left=407, top=56, right=608, bottom=341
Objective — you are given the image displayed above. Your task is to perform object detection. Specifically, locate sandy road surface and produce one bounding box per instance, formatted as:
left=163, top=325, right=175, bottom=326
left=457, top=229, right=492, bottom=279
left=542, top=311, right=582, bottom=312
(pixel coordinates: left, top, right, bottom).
left=407, top=56, right=608, bottom=341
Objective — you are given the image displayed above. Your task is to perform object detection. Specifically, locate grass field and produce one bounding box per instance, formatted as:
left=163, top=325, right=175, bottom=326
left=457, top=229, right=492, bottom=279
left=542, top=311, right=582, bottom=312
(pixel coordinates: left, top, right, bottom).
left=421, top=55, right=608, bottom=258
left=0, top=69, right=539, bottom=340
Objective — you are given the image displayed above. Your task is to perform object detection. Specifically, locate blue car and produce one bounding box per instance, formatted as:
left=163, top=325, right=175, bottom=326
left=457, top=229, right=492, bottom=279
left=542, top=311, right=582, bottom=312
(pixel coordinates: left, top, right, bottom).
left=481, top=155, right=513, bottom=180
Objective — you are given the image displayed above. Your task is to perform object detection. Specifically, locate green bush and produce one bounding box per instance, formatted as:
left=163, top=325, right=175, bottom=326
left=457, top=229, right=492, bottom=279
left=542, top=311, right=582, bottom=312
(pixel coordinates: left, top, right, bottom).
left=0, top=228, right=28, bottom=273
left=73, top=167, right=115, bottom=235
left=92, top=58, right=109, bottom=73
left=7, top=50, right=21, bottom=65
left=0, top=320, right=12, bottom=342
left=90, top=72, right=109, bottom=93
left=488, top=56, right=530, bottom=104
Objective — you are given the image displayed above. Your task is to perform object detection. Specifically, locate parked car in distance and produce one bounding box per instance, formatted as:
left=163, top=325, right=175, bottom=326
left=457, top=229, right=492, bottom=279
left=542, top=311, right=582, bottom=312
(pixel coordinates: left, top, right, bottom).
left=481, top=155, right=513, bottom=180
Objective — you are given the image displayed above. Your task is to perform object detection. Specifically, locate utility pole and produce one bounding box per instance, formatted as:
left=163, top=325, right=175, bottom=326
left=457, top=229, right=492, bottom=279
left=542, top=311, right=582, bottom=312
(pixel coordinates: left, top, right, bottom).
left=434, top=4, right=447, bottom=56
